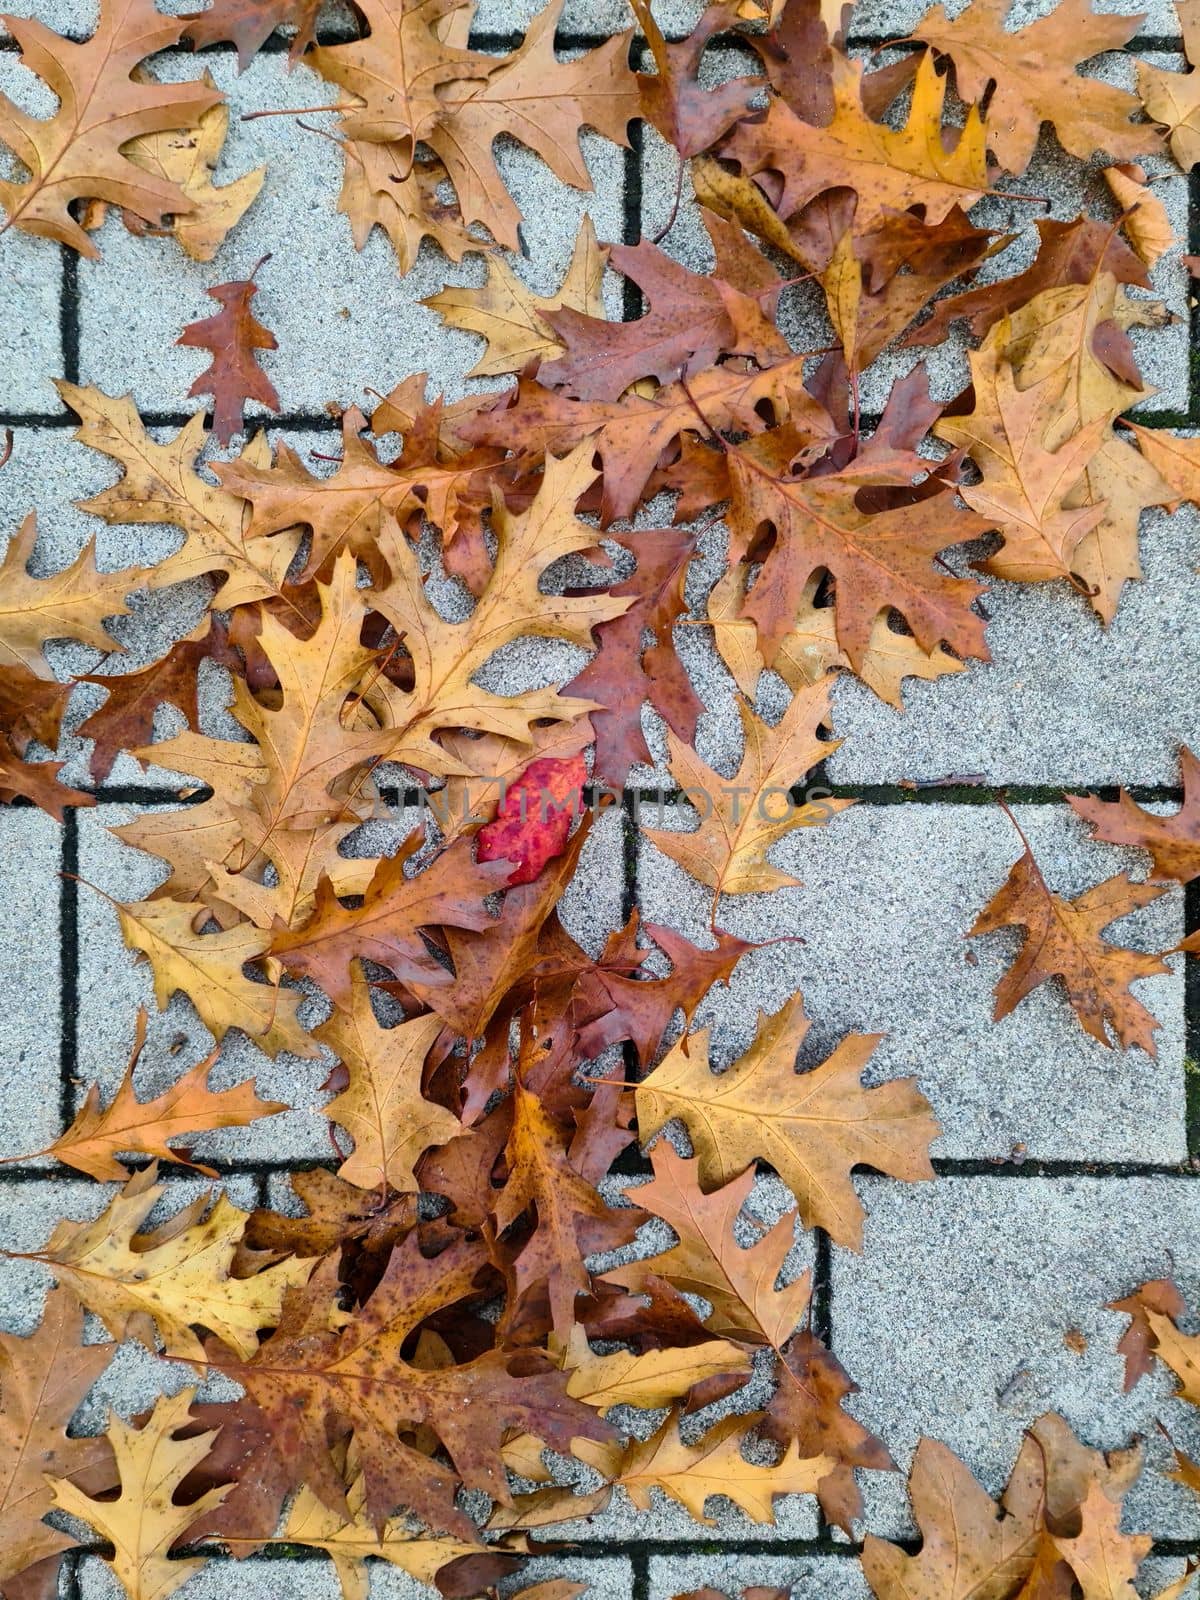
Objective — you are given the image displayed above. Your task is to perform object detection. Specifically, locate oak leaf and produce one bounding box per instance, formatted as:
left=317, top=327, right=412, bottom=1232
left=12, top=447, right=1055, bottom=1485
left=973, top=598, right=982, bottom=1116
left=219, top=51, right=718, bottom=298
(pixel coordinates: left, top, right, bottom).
left=493, top=1081, right=641, bottom=1340
left=0, top=514, right=134, bottom=674
left=602, top=1143, right=890, bottom=1529
left=913, top=0, right=1159, bottom=175
left=37, top=1008, right=284, bottom=1180
left=908, top=215, right=1149, bottom=351
left=269, top=1441, right=488, bottom=1600
left=425, top=7, right=639, bottom=253
left=269, top=831, right=510, bottom=1008
left=317, top=966, right=463, bottom=1193
left=997, top=273, right=1174, bottom=621
left=115, top=82, right=265, bottom=261
left=1137, top=3, right=1200, bottom=170
left=541, top=232, right=790, bottom=402
left=307, top=0, right=492, bottom=149
left=0, top=0, right=221, bottom=253
left=560, top=1324, right=751, bottom=1413
left=1108, top=1279, right=1187, bottom=1390
left=934, top=326, right=1111, bottom=585
left=1069, top=748, right=1200, bottom=884
left=1124, top=422, right=1200, bottom=512
left=969, top=833, right=1171, bottom=1053
left=709, top=571, right=965, bottom=710
left=29, top=1165, right=315, bottom=1360
left=57, top=383, right=299, bottom=608
left=202, top=1233, right=611, bottom=1538
left=636, top=994, right=939, bottom=1249
left=178, top=272, right=280, bottom=445
left=0, top=1291, right=114, bottom=1600
left=567, top=528, right=702, bottom=785
left=47, top=1388, right=229, bottom=1600
left=603, top=1412, right=834, bottom=1526
left=75, top=621, right=236, bottom=784
left=361, top=442, right=630, bottom=771
left=1051, top=1478, right=1150, bottom=1599
left=862, top=1432, right=1047, bottom=1599
left=721, top=51, right=988, bottom=234
left=117, top=896, right=322, bottom=1059
left=629, top=0, right=765, bottom=156
left=180, top=0, right=322, bottom=66
left=424, top=217, right=607, bottom=379
left=641, top=679, right=854, bottom=907
left=725, top=435, right=991, bottom=671
left=0, top=750, right=94, bottom=820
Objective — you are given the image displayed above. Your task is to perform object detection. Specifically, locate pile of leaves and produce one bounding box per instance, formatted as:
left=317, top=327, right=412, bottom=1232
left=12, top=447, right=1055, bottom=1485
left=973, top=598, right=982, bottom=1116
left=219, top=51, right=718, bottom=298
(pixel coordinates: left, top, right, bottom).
left=2, top=0, right=1200, bottom=1594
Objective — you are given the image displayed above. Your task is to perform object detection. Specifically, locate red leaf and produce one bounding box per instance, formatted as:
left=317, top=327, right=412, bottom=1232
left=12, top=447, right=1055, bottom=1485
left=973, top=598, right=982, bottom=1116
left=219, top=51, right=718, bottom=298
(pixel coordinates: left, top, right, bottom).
left=177, top=270, right=280, bottom=444
left=476, top=755, right=587, bottom=885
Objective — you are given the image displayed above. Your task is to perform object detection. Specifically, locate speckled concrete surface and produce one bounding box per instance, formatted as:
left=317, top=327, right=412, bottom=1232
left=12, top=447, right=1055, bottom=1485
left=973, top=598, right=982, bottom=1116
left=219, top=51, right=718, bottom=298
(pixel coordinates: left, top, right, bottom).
left=0, top=2, right=1198, bottom=1599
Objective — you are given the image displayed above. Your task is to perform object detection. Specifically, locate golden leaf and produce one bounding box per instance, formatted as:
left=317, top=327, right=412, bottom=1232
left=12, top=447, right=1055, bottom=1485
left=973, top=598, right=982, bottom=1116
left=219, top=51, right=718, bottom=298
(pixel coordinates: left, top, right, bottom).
left=636, top=995, right=938, bottom=1249
left=31, top=1166, right=314, bottom=1360
left=317, top=967, right=462, bottom=1193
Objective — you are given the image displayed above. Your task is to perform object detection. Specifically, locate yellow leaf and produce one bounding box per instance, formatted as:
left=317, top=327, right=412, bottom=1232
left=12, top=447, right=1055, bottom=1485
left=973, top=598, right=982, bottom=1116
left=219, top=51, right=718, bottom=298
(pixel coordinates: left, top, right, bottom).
left=0, top=514, right=134, bottom=674
left=1104, top=164, right=1177, bottom=267
left=636, top=995, right=939, bottom=1249
left=642, top=680, right=853, bottom=904
left=117, top=897, right=321, bottom=1059
left=1138, top=5, right=1200, bottom=171
left=561, top=1325, right=751, bottom=1413
left=121, top=79, right=264, bottom=261
left=58, top=382, right=299, bottom=609
left=935, top=323, right=1111, bottom=584
left=31, top=1166, right=315, bottom=1360
left=366, top=440, right=630, bottom=771
left=611, top=1412, right=833, bottom=1525
left=47, top=1389, right=228, bottom=1600
left=424, top=216, right=606, bottom=377
left=317, top=966, right=462, bottom=1193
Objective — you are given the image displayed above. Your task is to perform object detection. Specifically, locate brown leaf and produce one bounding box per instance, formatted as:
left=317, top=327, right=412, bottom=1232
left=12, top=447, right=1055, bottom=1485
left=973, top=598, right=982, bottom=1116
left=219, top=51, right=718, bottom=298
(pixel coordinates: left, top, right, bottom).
left=721, top=52, right=988, bottom=234
left=970, top=831, right=1170, bottom=1054
left=0, top=1291, right=114, bottom=1600
left=0, top=0, right=221, bottom=253
left=913, top=0, right=1160, bottom=175
left=178, top=272, right=280, bottom=445
left=180, top=0, right=322, bottom=66
left=1070, top=748, right=1200, bottom=884
left=200, top=1233, right=612, bottom=1540
left=40, top=1008, right=283, bottom=1180
left=542, top=235, right=790, bottom=402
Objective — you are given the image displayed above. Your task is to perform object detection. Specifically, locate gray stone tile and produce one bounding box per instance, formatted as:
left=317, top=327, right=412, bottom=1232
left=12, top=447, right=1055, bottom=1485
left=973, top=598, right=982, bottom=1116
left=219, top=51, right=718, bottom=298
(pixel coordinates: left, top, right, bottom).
left=648, top=1553, right=872, bottom=1599
left=0, top=232, right=65, bottom=417
left=472, top=0, right=706, bottom=30
left=636, top=802, right=1187, bottom=1163
left=827, top=499, right=1200, bottom=787
left=0, top=807, right=62, bottom=1163
left=75, top=51, right=627, bottom=420
left=831, top=1174, right=1200, bottom=1539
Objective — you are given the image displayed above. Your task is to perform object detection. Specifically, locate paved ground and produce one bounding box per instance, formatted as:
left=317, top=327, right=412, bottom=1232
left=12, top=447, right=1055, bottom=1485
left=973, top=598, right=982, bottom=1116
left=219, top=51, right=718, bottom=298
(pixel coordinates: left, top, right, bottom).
left=3, top=1, right=1200, bottom=1597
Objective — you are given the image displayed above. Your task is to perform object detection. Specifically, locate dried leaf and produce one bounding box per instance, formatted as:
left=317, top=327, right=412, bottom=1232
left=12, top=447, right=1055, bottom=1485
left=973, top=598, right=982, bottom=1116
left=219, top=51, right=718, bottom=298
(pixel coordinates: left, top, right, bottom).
left=31, top=1165, right=314, bottom=1360
left=178, top=272, right=280, bottom=445
left=636, top=994, right=939, bottom=1249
